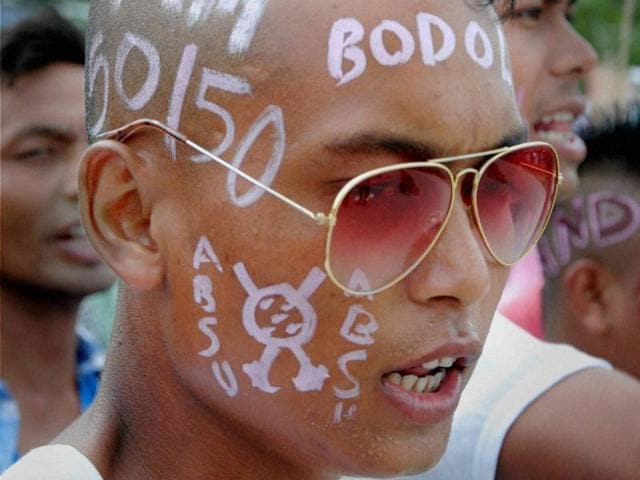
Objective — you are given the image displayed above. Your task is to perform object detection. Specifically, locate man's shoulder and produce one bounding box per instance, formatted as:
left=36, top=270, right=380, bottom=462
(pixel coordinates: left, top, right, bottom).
left=2, top=445, right=102, bottom=480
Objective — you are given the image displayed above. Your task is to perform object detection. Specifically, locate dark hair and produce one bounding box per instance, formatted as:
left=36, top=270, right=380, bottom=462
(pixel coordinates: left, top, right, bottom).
left=578, top=102, right=640, bottom=179
left=1, top=7, right=85, bottom=87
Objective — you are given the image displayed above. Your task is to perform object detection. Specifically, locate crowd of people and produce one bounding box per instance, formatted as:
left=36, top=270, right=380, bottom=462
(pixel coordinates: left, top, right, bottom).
left=1, top=1, right=638, bottom=479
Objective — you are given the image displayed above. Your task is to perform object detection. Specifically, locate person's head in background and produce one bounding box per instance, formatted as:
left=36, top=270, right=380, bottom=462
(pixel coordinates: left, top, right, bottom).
left=1, top=7, right=115, bottom=303
left=540, top=103, right=640, bottom=379
left=501, top=0, right=597, bottom=199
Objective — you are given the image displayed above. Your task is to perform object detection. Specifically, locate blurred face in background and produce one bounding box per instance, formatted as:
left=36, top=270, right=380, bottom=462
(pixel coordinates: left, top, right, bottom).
left=503, top=0, right=597, bottom=198
left=1, top=63, right=114, bottom=296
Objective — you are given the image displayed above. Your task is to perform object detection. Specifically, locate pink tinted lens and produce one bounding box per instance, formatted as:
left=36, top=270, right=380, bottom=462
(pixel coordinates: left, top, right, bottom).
left=329, top=167, right=452, bottom=292
left=476, top=145, right=557, bottom=264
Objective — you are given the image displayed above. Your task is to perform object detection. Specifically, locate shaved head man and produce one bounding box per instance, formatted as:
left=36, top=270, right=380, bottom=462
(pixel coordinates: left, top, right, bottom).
left=4, top=1, right=568, bottom=479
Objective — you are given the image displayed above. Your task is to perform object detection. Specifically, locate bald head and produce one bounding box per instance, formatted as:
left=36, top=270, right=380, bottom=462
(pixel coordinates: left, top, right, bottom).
left=86, top=0, right=511, bottom=139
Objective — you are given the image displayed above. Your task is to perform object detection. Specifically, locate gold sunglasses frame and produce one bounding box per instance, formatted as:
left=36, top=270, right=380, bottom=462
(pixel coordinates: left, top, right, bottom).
left=96, top=118, right=561, bottom=295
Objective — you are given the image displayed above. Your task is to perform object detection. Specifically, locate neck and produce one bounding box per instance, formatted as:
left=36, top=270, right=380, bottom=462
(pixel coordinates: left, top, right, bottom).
left=1, top=279, right=82, bottom=391
left=80, top=295, right=335, bottom=480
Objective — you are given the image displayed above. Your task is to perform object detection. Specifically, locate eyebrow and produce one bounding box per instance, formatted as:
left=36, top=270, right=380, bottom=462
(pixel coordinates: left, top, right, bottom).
left=325, top=127, right=529, bottom=164
left=6, top=125, right=77, bottom=145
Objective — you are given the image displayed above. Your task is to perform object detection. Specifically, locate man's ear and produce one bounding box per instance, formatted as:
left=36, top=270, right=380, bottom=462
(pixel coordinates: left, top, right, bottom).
left=80, top=140, right=163, bottom=290
left=562, top=259, right=613, bottom=336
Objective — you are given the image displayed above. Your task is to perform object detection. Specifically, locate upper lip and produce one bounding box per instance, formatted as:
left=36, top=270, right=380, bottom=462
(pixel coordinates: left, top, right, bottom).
left=382, top=338, right=482, bottom=377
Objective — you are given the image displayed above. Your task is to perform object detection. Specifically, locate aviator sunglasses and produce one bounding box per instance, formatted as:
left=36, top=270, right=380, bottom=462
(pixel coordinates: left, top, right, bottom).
left=97, top=119, right=561, bottom=295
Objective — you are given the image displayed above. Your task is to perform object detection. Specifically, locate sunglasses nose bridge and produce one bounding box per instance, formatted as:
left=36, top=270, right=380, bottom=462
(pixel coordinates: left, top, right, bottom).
left=453, top=168, right=479, bottom=209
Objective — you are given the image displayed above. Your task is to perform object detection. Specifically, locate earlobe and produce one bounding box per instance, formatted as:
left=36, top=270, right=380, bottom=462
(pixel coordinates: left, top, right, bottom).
left=80, top=140, right=164, bottom=290
left=562, top=259, right=611, bottom=336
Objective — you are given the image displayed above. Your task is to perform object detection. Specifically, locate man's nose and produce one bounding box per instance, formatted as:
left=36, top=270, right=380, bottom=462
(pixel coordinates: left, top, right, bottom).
left=405, top=198, right=492, bottom=306
left=550, top=21, right=598, bottom=79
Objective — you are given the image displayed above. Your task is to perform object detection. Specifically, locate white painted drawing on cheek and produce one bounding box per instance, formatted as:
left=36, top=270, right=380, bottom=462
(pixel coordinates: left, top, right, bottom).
left=496, top=24, right=513, bottom=86
left=193, top=237, right=238, bottom=398
left=340, top=305, right=379, bottom=346
left=465, top=21, right=493, bottom=70
left=328, top=18, right=367, bottom=87
left=110, top=0, right=122, bottom=12
left=198, top=317, right=220, bottom=357
left=161, top=0, right=182, bottom=14
left=191, top=68, right=252, bottom=163
left=334, top=402, right=357, bottom=424
left=211, top=360, right=239, bottom=397
left=416, top=13, right=456, bottom=66
left=87, top=32, right=110, bottom=136
left=343, top=269, right=375, bottom=301
left=193, top=235, right=224, bottom=272
left=187, top=0, right=217, bottom=28
left=333, top=349, right=367, bottom=399
left=227, top=105, right=286, bottom=208
left=221, top=0, right=269, bottom=55
left=333, top=301, right=378, bottom=423
left=194, top=275, right=216, bottom=312
left=115, top=32, right=161, bottom=111
left=166, top=44, right=199, bottom=159
left=369, top=20, right=415, bottom=67
left=233, top=262, right=329, bottom=393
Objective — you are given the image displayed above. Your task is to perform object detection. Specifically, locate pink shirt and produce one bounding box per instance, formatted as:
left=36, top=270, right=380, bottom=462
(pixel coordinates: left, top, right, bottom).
left=497, top=249, right=544, bottom=338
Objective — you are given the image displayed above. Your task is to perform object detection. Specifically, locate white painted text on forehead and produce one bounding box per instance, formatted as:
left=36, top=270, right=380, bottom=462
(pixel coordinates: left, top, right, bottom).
left=328, top=13, right=512, bottom=86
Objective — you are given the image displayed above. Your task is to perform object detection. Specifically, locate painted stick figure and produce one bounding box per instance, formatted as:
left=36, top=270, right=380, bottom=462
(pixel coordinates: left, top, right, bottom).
left=233, top=262, right=329, bottom=393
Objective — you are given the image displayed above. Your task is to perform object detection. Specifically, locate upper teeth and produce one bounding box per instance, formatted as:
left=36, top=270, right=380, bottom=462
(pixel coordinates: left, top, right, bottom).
left=422, top=356, right=455, bottom=370
left=540, top=111, right=576, bottom=124
left=386, top=357, right=457, bottom=394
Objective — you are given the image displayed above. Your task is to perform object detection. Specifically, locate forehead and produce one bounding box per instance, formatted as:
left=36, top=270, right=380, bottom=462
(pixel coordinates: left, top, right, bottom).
left=1, top=64, right=85, bottom=135
left=92, top=1, right=519, bottom=155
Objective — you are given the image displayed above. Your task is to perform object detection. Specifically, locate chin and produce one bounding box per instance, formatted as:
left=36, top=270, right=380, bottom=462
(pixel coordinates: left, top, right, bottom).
left=337, top=427, right=449, bottom=479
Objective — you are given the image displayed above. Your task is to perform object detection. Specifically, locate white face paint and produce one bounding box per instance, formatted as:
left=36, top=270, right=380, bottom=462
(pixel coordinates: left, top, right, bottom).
left=193, top=235, right=224, bottom=272
left=334, top=402, right=357, bottom=424
left=166, top=44, right=198, bottom=159
left=194, top=274, right=217, bottom=312
left=191, top=68, right=252, bottom=162
left=340, top=305, right=379, bottom=346
left=333, top=349, right=367, bottom=399
left=343, top=269, right=374, bottom=300
left=416, top=13, right=456, bottom=66
left=192, top=237, right=239, bottom=398
left=369, top=20, right=415, bottom=67
left=234, top=262, right=329, bottom=393
left=495, top=24, right=513, bottom=86
left=226, top=105, right=286, bottom=208
left=327, top=12, right=510, bottom=86
left=115, top=32, right=161, bottom=111
left=465, top=21, right=493, bottom=70
left=87, top=32, right=110, bottom=136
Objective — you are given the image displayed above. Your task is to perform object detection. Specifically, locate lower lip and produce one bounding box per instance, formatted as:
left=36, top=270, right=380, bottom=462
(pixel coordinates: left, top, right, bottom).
left=52, top=237, right=103, bottom=265
left=380, top=369, right=463, bottom=424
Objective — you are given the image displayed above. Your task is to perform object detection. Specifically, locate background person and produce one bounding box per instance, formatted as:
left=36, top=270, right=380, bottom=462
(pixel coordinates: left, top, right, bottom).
left=540, top=103, right=640, bottom=379
left=0, top=8, right=114, bottom=472
left=3, top=1, right=565, bottom=478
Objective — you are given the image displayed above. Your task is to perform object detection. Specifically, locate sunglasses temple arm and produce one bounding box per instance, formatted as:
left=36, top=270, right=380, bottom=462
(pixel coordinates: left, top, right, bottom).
left=183, top=138, right=324, bottom=224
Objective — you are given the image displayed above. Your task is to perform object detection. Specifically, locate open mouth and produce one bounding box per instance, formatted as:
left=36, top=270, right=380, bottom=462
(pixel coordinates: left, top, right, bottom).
left=533, top=111, right=577, bottom=142
left=382, top=356, right=464, bottom=394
